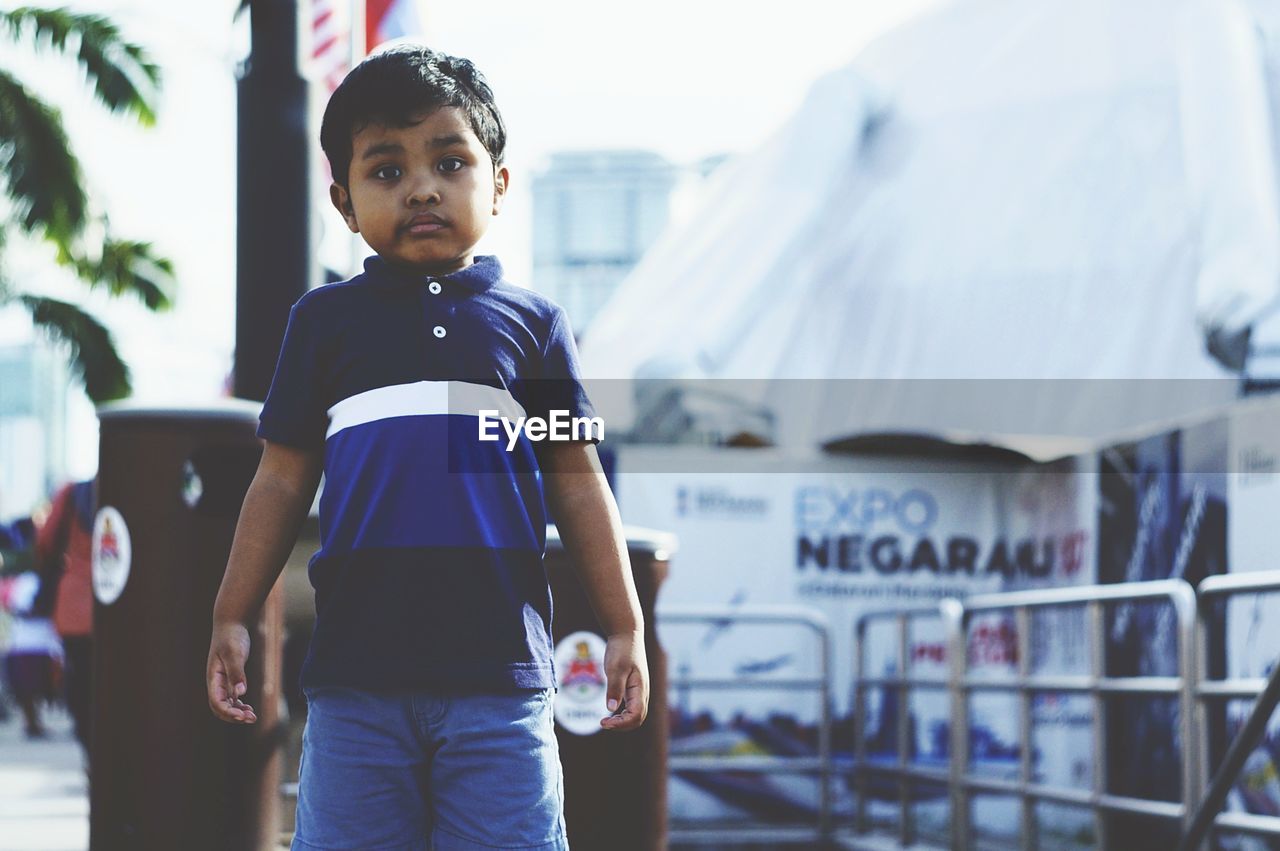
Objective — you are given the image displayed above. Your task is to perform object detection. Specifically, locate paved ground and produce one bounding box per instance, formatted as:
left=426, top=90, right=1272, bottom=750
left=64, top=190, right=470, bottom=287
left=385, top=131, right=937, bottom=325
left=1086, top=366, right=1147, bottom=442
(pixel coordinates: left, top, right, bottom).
left=0, top=700, right=301, bottom=850
left=0, top=705, right=88, bottom=851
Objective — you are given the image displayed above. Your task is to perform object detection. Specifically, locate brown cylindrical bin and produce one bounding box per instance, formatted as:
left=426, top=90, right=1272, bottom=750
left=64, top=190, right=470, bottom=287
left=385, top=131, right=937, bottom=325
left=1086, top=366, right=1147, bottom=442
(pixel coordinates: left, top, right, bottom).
left=545, top=524, right=676, bottom=851
left=91, top=402, right=284, bottom=851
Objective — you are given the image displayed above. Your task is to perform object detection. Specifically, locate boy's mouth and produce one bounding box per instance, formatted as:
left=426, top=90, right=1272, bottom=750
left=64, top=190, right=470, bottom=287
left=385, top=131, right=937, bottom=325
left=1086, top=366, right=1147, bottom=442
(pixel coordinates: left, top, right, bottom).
left=404, top=213, right=447, bottom=234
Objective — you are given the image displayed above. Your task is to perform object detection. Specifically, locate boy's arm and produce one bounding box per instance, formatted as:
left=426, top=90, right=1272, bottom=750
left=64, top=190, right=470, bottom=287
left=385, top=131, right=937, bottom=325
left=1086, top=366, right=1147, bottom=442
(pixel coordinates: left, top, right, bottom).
left=539, top=440, right=649, bottom=731
left=206, top=440, right=322, bottom=724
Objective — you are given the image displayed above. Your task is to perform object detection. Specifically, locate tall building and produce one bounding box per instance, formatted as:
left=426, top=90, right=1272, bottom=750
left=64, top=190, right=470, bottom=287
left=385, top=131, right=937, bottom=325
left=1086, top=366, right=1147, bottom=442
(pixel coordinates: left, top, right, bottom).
left=0, top=335, right=70, bottom=519
left=532, top=151, right=679, bottom=334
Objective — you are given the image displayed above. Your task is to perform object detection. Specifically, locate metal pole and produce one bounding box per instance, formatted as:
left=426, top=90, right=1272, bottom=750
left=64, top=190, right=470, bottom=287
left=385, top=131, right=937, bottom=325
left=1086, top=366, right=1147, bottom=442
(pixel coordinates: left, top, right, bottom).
left=235, top=0, right=312, bottom=402
left=1178, top=654, right=1280, bottom=851
left=942, top=599, right=970, bottom=851
left=1179, top=585, right=1201, bottom=839
left=819, top=621, right=832, bottom=842
left=1016, top=607, right=1036, bottom=851
left=897, top=613, right=913, bottom=846
left=854, top=619, right=869, bottom=835
left=1088, top=601, right=1109, bottom=851
left=1194, top=602, right=1212, bottom=843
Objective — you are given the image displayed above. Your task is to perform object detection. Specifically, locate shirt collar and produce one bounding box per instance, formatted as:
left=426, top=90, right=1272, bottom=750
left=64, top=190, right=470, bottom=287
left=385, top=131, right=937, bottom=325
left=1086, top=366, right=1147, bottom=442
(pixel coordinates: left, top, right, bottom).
left=362, top=254, right=503, bottom=293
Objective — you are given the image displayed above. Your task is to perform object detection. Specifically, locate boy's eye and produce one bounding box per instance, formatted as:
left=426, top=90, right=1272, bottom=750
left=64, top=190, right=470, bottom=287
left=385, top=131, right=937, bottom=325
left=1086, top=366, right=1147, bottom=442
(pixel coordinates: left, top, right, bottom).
left=438, top=157, right=465, bottom=174
left=374, top=165, right=401, bottom=180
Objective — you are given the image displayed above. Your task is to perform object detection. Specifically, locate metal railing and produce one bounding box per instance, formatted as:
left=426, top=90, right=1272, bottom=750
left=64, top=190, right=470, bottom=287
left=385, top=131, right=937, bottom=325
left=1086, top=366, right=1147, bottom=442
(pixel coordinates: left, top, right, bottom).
left=843, top=580, right=1201, bottom=851
left=947, top=580, right=1200, bottom=851
left=655, top=576, right=1280, bottom=848
left=1185, top=570, right=1280, bottom=846
left=658, top=604, right=834, bottom=845
left=847, top=605, right=953, bottom=849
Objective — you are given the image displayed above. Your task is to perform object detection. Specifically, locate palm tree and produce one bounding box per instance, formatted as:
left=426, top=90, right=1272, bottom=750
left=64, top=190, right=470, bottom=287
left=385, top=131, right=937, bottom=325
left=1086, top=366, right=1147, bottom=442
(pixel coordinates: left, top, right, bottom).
left=0, top=6, right=174, bottom=402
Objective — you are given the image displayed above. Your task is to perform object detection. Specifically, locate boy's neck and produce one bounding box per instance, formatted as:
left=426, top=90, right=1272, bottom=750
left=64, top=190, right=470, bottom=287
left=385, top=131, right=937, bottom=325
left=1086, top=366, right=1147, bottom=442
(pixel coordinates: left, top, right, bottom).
left=382, top=252, right=475, bottom=277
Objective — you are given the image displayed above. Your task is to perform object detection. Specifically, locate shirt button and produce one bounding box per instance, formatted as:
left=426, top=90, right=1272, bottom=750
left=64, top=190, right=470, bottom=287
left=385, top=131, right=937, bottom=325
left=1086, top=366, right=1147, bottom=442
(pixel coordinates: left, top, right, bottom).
left=428, top=281, right=442, bottom=294
left=433, top=325, right=447, bottom=338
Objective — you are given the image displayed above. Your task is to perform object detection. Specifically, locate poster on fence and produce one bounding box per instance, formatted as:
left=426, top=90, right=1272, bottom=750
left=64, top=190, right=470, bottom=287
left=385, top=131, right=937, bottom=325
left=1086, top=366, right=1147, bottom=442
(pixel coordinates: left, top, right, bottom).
left=1096, top=417, right=1229, bottom=848
left=1225, top=397, right=1280, bottom=839
left=616, top=444, right=1096, bottom=831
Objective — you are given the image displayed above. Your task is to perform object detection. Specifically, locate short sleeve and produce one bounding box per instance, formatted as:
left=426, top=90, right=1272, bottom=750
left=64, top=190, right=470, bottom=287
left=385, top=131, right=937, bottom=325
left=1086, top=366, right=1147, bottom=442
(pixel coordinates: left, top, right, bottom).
left=521, top=307, right=601, bottom=445
left=256, top=297, right=329, bottom=450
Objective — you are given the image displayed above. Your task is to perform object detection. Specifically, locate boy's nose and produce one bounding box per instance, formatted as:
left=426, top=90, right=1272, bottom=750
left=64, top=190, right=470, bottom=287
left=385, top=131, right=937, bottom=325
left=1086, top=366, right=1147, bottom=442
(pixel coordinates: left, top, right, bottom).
left=406, top=174, right=441, bottom=206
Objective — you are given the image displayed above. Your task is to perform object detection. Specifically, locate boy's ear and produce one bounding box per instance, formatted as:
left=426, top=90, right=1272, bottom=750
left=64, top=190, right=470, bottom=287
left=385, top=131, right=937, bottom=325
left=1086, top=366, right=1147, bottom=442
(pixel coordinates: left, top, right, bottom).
left=491, top=166, right=509, bottom=216
left=329, top=182, right=359, bottom=233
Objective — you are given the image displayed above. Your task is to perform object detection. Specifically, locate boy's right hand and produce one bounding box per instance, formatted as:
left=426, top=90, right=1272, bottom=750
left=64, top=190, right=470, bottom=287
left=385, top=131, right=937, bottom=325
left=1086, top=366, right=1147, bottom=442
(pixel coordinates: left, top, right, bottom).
left=206, top=622, right=257, bottom=724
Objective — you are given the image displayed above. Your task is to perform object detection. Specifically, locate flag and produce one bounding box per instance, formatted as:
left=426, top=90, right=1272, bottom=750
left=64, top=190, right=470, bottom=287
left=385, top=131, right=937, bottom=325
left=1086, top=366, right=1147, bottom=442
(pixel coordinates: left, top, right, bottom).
left=366, top=0, right=424, bottom=54
left=309, top=0, right=351, bottom=93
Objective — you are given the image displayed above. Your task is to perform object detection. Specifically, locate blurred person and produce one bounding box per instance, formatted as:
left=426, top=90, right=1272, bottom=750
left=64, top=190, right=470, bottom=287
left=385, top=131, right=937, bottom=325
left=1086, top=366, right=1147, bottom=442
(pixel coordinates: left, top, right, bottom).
left=1, top=565, right=62, bottom=739
left=0, top=509, right=29, bottom=724
left=33, top=480, right=94, bottom=753
left=205, top=46, right=647, bottom=851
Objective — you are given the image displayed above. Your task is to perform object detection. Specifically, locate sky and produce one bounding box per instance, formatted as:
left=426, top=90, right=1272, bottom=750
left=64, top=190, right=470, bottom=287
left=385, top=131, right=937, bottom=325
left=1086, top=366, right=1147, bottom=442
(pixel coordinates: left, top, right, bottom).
left=0, top=0, right=942, bottom=485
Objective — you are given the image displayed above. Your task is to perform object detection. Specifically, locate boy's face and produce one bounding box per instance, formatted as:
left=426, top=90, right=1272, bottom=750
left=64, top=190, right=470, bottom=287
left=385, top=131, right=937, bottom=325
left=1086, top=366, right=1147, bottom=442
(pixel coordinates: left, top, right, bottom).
left=330, top=106, right=508, bottom=275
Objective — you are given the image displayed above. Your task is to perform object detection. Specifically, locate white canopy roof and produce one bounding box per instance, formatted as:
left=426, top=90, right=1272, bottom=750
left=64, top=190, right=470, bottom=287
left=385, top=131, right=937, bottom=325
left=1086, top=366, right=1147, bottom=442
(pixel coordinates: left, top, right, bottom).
left=579, top=0, right=1280, bottom=446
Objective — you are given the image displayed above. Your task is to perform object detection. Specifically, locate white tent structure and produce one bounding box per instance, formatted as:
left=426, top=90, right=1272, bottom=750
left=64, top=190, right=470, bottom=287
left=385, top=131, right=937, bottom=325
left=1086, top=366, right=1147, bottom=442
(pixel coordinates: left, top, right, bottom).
left=579, top=0, right=1280, bottom=451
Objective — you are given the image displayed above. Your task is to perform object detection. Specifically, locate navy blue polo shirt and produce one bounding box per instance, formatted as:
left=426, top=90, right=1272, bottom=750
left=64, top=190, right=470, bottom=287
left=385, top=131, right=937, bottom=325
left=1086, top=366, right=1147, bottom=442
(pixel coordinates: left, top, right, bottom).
left=257, top=254, right=598, bottom=692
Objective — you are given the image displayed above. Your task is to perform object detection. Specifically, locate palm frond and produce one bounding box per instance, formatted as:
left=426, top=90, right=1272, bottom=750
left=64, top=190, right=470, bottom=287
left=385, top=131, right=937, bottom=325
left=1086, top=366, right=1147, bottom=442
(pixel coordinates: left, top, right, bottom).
left=62, top=238, right=175, bottom=311
left=16, top=294, right=130, bottom=402
left=2, top=7, right=161, bottom=126
left=0, top=69, right=86, bottom=243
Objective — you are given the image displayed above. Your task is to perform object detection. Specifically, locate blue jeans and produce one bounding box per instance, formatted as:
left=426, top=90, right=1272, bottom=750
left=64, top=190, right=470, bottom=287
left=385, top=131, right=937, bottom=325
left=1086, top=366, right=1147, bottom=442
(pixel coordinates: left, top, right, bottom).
left=291, top=686, right=569, bottom=850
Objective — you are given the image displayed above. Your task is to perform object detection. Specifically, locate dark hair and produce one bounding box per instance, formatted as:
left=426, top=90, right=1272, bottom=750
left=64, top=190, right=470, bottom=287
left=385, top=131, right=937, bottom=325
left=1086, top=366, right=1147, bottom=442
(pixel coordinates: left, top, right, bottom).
left=320, top=45, right=506, bottom=186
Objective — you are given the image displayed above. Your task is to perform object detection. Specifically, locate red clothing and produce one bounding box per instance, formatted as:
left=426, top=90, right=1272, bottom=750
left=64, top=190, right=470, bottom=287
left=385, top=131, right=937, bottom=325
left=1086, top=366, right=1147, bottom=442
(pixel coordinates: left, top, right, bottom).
left=35, top=483, right=93, bottom=637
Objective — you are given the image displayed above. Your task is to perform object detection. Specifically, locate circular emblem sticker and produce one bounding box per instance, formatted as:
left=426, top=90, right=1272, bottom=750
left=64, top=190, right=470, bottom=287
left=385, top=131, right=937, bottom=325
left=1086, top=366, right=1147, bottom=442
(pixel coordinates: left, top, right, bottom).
left=553, top=630, right=609, bottom=736
left=92, top=506, right=132, bottom=605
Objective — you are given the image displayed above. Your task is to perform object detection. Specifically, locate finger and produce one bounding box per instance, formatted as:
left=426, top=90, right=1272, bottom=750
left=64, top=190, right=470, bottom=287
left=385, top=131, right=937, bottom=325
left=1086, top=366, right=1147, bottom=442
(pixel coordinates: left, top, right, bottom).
left=212, top=690, right=253, bottom=722
left=208, top=664, right=235, bottom=719
left=230, top=698, right=258, bottom=724
left=212, top=697, right=252, bottom=723
left=600, top=699, right=642, bottom=731
left=625, top=677, right=649, bottom=724
left=223, top=656, right=248, bottom=700
left=225, top=682, right=258, bottom=722
left=605, top=669, right=625, bottom=716
left=601, top=671, right=645, bottom=731
left=209, top=657, right=256, bottom=723
left=221, top=697, right=257, bottom=724
left=208, top=665, right=228, bottom=704
left=224, top=661, right=252, bottom=716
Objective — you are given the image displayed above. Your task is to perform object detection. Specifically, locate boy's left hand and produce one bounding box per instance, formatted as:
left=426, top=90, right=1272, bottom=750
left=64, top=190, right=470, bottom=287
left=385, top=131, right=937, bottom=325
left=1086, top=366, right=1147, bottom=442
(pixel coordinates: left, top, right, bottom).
left=600, top=629, right=649, bottom=731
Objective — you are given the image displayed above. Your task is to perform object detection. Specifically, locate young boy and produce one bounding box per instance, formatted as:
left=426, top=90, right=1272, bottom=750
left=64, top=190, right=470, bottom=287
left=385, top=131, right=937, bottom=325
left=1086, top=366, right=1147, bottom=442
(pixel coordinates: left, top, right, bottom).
left=205, top=46, right=648, bottom=850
